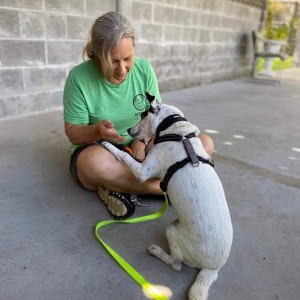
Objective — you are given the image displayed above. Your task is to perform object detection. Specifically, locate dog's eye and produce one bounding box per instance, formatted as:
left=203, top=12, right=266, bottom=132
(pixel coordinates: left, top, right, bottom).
left=141, top=110, right=148, bottom=119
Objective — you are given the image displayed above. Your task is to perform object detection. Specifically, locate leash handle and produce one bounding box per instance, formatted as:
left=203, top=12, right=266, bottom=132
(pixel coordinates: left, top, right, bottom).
left=95, top=193, right=169, bottom=300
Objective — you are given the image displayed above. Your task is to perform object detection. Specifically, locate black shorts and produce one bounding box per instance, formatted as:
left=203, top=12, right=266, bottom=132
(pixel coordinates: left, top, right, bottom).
left=70, top=143, right=99, bottom=188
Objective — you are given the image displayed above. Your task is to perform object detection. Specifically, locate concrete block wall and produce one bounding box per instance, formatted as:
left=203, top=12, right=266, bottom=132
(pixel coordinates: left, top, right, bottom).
left=0, top=0, right=116, bottom=120
left=0, top=0, right=262, bottom=120
left=133, top=0, right=262, bottom=92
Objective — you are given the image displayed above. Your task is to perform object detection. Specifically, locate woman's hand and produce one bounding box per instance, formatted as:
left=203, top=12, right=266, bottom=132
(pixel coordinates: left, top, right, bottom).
left=130, top=139, right=146, bottom=162
left=65, top=120, right=126, bottom=145
left=98, top=120, right=126, bottom=144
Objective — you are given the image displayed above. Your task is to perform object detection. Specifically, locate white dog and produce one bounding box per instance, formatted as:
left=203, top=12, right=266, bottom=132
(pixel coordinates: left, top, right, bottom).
left=101, top=92, right=233, bottom=300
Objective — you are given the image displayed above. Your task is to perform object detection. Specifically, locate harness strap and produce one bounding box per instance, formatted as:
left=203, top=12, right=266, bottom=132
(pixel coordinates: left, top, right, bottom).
left=155, top=114, right=187, bottom=138
left=160, top=156, right=214, bottom=192
left=183, top=137, right=199, bottom=166
left=154, top=132, right=196, bottom=145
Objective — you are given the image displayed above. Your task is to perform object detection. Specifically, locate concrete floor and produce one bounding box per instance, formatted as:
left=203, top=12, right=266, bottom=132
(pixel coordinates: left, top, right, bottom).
left=1, top=69, right=300, bottom=300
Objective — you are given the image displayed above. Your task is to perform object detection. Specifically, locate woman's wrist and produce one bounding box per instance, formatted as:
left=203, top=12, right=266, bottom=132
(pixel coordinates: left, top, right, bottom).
left=140, top=138, right=148, bottom=146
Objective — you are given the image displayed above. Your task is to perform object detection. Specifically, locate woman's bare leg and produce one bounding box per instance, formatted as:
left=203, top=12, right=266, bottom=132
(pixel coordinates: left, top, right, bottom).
left=198, top=133, right=214, bottom=156
left=76, top=145, right=162, bottom=194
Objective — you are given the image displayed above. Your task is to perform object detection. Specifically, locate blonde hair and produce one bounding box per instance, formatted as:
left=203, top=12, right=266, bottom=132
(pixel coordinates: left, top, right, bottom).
left=83, top=12, right=135, bottom=81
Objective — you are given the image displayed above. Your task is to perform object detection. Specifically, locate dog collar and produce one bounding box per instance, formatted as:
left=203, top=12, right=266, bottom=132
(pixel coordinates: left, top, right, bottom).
left=154, top=113, right=193, bottom=145
left=155, top=114, right=187, bottom=138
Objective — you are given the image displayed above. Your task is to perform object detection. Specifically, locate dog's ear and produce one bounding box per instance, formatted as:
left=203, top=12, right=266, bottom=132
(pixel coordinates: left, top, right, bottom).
left=150, top=100, right=161, bottom=114
left=145, top=91, right=156, bottom=103
left=145, top=91, right=161, bottom=114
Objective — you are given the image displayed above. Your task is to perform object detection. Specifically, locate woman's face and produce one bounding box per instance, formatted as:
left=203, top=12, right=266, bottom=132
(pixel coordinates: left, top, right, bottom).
left=109, top=38, right=134, bottom=85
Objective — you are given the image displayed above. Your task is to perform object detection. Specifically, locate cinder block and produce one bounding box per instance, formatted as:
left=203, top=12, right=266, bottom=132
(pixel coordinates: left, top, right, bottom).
left=192, top=11, right=202, bottom=27
left=132, top=1, right=152, bottom=23
left=182, top=27, right=199, bottom=42
left=164, top=25, right=182, bottom=42
left=44, top=0, right=84, bottom=14
left=0, top=40, right=45, bottom=67
left=170, top=45, right=189, bottom=58
left=155, top=0, right=184, bottom=6
left=67, top=16, right=94, bottom=40
left=141, top=24, right=163, bottom=42
left=85, top=0, right=116, bottom=17
left=158, top=77, right=188, bottom=93
left=222, top=1, right=236, bottom=17
left=0, top=0, right=43, bottom=9
left=0, top=93, right=54, bottom=120
left=17, top=92, right=49, bottom=116
left=24, top=67, right=67, bottom=91
left=20, top=11, right=44, bottom=39
left=174, top=8, right=193, bottom=26
left=48, top=90, right=63, bottom=109
left=4, top=90, right=65, bottom=118
left=0, top=69, right=24, bottom=95
left=45, top=14, right=66, bottom=39
left=205, top=14, right=218, bottom=28
left=0, top=9, right=20, bottom=38
left=185, top=0, right=203, bottom=9
left=199, top=29, right=212, bottom=43
left=135, top=42, right=155, bottom=59
left=154, top=5, right=174, bottom=24
left=25, top=90, right=63, bottom=113
left=188, top=44, right=202, bottom=58
left=47, top=41, right=85, bottom=65
left=19, top=11, right=67, bottom=39
left=203, top=0, right=219, bottom=12
left=0, top=95, right=18, bottom=119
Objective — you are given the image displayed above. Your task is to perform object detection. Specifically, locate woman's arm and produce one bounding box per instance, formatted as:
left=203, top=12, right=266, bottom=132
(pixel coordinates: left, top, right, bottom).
left=64, top=120, right=126, bottom=145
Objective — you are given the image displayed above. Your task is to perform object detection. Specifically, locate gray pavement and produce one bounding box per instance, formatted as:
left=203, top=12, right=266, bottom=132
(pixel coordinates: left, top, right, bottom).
left=1, top=69, right=300, bottom=300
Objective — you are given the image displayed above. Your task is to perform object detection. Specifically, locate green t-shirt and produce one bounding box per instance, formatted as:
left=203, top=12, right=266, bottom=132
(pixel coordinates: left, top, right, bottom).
left=63, top=57, right=161, bottom=153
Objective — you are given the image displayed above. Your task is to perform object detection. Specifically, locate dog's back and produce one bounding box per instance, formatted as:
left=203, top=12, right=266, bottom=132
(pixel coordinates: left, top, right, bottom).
left=152, top=136, right=233, bottom=270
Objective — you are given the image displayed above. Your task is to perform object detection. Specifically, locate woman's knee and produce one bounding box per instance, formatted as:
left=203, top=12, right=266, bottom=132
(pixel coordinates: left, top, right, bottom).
left=198, top=133, right=214, bottom=156
left=76, top=146, right=115, bottom=182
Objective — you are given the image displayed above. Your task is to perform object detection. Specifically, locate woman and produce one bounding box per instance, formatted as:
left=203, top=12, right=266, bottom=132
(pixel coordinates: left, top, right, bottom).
left=63, top=12, right=214, bottom=220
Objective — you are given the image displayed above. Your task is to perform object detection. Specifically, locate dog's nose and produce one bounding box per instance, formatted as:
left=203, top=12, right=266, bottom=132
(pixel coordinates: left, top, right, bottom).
left=127, top=128, right=131, bottom=134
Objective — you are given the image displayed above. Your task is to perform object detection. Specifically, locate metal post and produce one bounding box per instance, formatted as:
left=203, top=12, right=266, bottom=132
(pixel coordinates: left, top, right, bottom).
left=259, top=0, right=269, bottom=32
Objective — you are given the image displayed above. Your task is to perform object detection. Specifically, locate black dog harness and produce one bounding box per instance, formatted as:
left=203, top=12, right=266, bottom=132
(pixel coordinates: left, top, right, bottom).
left=154, top=114, right=214, bottom=192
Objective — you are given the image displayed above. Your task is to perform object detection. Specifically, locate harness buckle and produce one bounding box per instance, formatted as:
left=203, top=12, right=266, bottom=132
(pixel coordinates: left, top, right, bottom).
left=132, top=198, right=152, bottom=207
left=192, top=161, right=200, bottom=167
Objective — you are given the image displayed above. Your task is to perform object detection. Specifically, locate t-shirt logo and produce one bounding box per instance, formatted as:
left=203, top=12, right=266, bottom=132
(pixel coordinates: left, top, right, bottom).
left=133, top=94, right=147, bottom=111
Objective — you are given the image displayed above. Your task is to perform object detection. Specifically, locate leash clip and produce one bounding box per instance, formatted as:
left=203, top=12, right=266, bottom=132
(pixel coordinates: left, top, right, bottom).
left=132, top=198, right=152, bottom=207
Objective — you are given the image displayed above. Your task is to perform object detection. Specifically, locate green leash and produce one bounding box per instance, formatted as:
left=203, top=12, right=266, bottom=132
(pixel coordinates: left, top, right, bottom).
left=95, top=193, right=169, bottom=300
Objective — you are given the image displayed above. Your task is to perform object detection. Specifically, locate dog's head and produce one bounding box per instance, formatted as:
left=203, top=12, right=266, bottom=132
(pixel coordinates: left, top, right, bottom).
left=127, top=91, right=186, bottom=139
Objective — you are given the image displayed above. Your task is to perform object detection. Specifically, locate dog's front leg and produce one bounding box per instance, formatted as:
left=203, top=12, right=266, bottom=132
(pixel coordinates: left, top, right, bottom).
left=147, top=244, right=182, bottom=271
left=101, top=141, right=145, bottom=181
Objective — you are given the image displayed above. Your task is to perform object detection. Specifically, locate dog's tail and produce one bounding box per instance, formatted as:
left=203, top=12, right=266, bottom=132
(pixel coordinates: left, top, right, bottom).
left=188, top=268, right=218, bottom=300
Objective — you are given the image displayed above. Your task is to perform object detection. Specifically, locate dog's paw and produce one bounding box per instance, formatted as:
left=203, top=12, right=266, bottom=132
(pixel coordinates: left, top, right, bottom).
left=100, top=141, right=112, bottom=150
left=147, top=244, right=162, bottom=257
left=101, top=141, right=117, bottom=153
left=100, top=141, right=122, bottom=160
